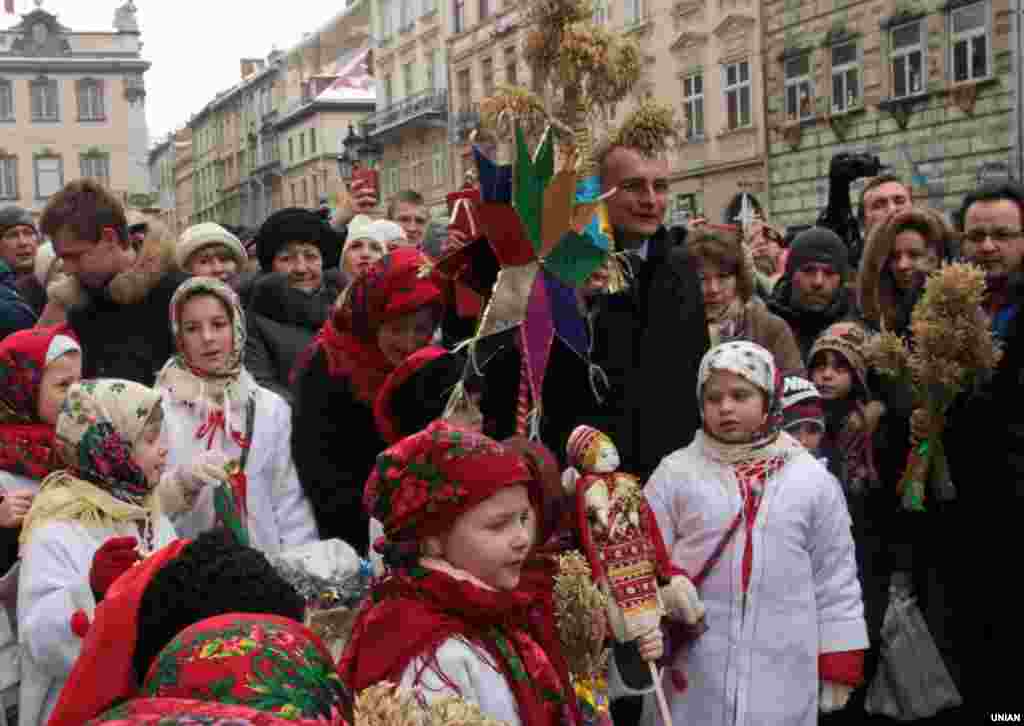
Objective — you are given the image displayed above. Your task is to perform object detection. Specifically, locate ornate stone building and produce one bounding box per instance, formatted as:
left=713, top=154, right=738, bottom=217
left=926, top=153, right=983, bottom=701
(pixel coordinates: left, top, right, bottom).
left=0, top=1, right=150, bottom=211
left=763, top=0, right=1018, bottom=226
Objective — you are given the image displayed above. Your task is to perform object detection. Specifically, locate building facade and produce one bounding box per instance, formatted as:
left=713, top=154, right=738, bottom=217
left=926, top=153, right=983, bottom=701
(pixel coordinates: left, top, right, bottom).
left=764, top=0, right=1018, bottom=226
left=147, top=134, right=175, bottom=231
left=172, top=127, right=194, bottom=235
left=366, top=0, right=450, bottom=216
left=0, top=2, right=150, bottom=212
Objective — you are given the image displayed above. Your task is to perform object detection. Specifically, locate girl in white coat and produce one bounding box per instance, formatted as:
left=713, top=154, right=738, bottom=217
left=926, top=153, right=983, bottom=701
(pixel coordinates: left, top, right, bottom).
left=0, top=326, right=81, bottom=723
left=17, top=379, right=178, bottom=726
left=645, top=341, right=868, bottom=726
left=155, top=277, right=317, bottom=553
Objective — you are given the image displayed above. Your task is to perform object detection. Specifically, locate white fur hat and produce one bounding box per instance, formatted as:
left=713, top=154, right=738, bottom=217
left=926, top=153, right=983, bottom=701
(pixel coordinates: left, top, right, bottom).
left=176, top=223, right=247, bottom=270
left=367, top=219, right=405, bottom=243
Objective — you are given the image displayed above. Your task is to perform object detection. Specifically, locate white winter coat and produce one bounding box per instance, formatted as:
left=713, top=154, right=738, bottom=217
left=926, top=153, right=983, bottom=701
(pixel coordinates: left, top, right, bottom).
left=644, top=436, right=868, bottom=726
left=401, top=637, right=522, bottom=726
left=17, top=517, right=177, bottom=726
left=159, top=384, right=318, bottom=555
left=0, top=473, right=38, bottom=724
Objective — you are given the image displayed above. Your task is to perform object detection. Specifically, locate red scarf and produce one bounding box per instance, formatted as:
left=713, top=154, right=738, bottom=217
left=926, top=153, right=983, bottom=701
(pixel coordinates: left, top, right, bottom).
left=312, top=318, right=395, bottom=406
left=339, top=567, right=571, bottom=726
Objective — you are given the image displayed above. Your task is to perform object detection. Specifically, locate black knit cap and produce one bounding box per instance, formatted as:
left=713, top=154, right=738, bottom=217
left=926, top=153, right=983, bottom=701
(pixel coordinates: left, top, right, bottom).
left=0, top=205, right=35, bottom=237
left=254, top=207, right=341, bottom=271
left=784, top=226, right=850, bottom=280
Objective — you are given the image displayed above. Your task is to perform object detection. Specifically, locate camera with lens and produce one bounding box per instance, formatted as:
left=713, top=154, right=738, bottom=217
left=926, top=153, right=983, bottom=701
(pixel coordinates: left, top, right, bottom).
left=829, top=152, right=883, bottom=184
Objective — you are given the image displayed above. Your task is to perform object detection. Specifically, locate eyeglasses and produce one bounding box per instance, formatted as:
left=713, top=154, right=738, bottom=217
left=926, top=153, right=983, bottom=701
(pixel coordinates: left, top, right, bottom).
left=963, top=227, right=1024, bottom=244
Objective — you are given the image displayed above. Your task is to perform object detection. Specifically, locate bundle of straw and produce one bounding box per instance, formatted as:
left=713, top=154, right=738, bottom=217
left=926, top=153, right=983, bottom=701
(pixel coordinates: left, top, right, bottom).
left=866, top=262, right=1001, bottom=510
left=354, top=682, right=509, bottom=726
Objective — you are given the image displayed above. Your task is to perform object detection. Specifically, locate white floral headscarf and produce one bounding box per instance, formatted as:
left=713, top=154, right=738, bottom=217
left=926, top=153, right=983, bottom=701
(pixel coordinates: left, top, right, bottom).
left=697, top=341, right=799, bottom=463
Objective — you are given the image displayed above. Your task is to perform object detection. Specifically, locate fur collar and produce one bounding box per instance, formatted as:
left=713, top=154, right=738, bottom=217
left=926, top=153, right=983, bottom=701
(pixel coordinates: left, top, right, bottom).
left=46, top=235, right=176, bottom=310
left=247, top=270, right=345, bottom=330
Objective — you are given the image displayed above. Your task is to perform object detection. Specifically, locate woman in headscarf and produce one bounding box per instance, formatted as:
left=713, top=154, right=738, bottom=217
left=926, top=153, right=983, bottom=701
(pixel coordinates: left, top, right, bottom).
left=16, top=379, right=178, bottom=726
left=155, top=277, right=317, bottom=554
left=290, top=247, right=442, bottom=552
left=0, top=326, right=81, bottom=717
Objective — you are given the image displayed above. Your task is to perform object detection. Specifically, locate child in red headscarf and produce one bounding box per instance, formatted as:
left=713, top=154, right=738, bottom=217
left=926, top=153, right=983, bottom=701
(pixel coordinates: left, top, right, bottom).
left=291, top=247, right=442, bottom=553
left=338, top=420, right=576, bottom=726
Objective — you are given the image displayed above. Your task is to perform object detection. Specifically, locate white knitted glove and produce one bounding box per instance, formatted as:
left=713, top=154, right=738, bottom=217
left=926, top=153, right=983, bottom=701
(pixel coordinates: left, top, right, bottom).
left=819, top=681, right=853, bottom=713
left=660, top=574, right=705, bottom=625
left=157, top=450, right=231, bottom=514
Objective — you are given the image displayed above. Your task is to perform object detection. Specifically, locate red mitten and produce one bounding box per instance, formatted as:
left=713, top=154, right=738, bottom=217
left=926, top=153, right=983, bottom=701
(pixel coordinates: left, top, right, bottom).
left=89, top=536, right=140, bottom=600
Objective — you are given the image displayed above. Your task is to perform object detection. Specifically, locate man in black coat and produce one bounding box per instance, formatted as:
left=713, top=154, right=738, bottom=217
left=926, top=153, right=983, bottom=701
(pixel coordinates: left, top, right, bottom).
left=39, top=179, right=186, bottom=384
left=580, top=144, right=710, bottom=481
left=767, top=226, right=859, bottom=363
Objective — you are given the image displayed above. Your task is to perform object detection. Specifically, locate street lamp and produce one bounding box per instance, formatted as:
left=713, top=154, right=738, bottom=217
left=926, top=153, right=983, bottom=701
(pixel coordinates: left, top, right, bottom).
left=337, top=122, right=381, bottom=183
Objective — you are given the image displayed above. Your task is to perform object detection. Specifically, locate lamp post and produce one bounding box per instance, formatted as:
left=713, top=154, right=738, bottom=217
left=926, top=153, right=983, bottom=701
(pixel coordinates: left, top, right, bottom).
left=336, top=122, right=381, bottom=184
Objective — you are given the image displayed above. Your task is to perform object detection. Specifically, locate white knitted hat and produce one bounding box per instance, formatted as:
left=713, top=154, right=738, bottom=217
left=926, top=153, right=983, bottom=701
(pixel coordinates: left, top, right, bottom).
left=176, top=223, right=247, bottom=270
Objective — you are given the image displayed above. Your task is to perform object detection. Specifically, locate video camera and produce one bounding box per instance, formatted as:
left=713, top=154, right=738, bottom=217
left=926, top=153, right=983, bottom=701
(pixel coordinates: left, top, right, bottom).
left=818, top=152, right=885, bottom=268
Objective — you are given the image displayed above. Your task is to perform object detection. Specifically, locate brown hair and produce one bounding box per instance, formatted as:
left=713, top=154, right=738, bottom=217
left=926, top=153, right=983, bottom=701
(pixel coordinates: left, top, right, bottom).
left=39, top=179, right=128, bottom=245
left=859, top=174, right=911, bottom=223
left=386, top=190, right=425, bottom=219
left=858, top=206, right=952, bottom=327
left=686, top=226, right=756, bottom=302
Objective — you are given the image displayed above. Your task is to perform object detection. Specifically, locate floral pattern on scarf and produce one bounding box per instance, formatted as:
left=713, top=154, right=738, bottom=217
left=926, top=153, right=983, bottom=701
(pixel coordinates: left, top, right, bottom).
left=364, top=419, right=531, bottom=543
left=0, top=326, right=80, bottom=480
left=55, top=379, right=161, bottom=506
left=142, top=614, right=348, bottom=724
left=87, top=698, right=332, bottom=725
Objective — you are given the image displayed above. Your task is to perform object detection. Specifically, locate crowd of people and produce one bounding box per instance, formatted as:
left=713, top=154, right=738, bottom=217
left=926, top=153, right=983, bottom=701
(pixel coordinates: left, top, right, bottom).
left=0, top=136, right=1015, bottom=726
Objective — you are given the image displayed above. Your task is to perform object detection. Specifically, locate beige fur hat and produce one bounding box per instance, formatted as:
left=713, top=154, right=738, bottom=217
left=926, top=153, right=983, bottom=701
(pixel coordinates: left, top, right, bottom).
left=176, top=223, right=247, bottom=270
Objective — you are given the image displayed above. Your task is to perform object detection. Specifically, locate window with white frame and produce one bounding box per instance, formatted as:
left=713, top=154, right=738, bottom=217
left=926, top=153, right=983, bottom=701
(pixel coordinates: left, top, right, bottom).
left=951, top=1, right=988, bottom=82
left=30, top=77, right=59, bottom=121
left=454, top=0, right=466, bottom=32
left=831, top=41, right=860, bottom=112
left=80, top=154, right=110, bottom=185
left=77, top=79, right=105, bottom=120
left=400, top=0, right=414, bottom=30
left=683, top=74, right=704, bottom=139
left=427, top=52, right=437, bottom=90
left=403, top=63, right=414, bottom=98
left=592, top=0, right=608, bottom=24
left=723, top=60, right=751, bottom=130
left=784, top=54, right=814, bottom=121
left=432, top=145, right=447, bottom=186
left=890, top=21, right=924, bottom=98
left=422, top=0, right=436, bottom=15
left=34, top=156, right=62, bottom=199
left=0, top=80, right=12, bottom=120
left=0, top=157, right=15, bottom=199
left=624, top=0, right=643, bottom=25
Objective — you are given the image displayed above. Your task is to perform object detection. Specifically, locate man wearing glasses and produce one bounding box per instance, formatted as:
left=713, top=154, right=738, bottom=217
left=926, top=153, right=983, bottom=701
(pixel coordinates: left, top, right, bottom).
left=958, top=180, right=1024, bottom=338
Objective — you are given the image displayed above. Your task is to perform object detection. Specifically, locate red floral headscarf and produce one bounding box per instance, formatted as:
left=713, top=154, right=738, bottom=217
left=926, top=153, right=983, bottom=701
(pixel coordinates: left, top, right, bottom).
left=296, top=246, right=443, bottom=405
left=0, top=325, right=80, bottom=480
left=87, top=698, right=332, bottom=725
left=141, top=613, right=348, bottom=724
left=364, top=419, right=533, bottom=545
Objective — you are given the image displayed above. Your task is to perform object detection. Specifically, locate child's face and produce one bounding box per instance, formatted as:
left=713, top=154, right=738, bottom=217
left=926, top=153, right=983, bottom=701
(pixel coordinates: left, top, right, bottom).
left=787, top=421, right=824, bottom=452
left=810, top=351, right=854, bottom=400
left=701, top=370, right=768, bottom=443
left=133, top=412, right=168, bottom=488
left=440, top=484, right=533, bottom=590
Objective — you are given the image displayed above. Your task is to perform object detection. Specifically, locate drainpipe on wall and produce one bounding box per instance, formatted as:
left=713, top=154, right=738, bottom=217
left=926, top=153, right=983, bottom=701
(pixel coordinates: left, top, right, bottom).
left=1016, top=0, right=1024, bottom=179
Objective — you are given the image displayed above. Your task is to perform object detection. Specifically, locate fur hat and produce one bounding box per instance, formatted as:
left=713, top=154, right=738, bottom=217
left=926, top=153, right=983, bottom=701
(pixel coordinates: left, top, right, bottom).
left=781, top=375, right=825, bottom=431
left=0, top=205, right=35, bottom=238
left=785, top=227, right=849, bottom=280
left=254, top=207, right=341, bottom=271
left=175, top=222, right=247, bottom=270
left=808, top=321, right=870, bottom=393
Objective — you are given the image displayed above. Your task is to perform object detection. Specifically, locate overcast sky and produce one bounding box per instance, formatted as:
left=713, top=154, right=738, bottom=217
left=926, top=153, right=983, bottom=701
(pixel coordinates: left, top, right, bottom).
left=3, top=0, right=347, bottom=142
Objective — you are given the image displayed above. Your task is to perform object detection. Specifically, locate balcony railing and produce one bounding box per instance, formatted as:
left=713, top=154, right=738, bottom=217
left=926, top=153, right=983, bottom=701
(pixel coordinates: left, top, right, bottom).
left=451, top=103, right=480, bottom=142
left=364, top=89, right=448, bottom=137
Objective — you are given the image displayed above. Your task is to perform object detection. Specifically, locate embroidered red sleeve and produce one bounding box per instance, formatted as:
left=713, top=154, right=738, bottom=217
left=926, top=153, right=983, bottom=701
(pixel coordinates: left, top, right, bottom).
left=819, top=650, right=865, bottom=686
